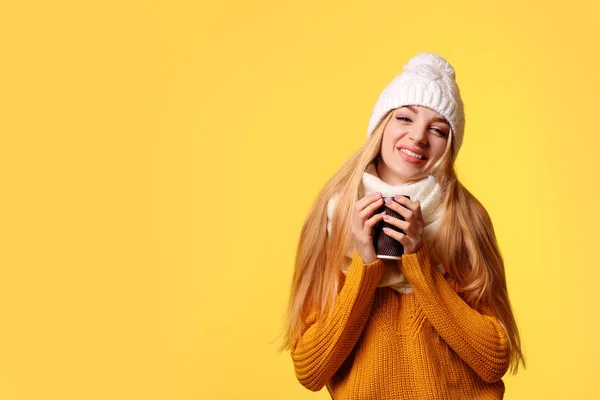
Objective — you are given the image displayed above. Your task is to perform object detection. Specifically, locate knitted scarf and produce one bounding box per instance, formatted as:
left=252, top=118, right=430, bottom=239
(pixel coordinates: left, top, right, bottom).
left=326, top=162, right=446, bottom=294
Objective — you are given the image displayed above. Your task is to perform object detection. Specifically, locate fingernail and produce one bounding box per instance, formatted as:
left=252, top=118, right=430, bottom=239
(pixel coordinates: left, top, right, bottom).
left=385, top=199, right=392, bottom=205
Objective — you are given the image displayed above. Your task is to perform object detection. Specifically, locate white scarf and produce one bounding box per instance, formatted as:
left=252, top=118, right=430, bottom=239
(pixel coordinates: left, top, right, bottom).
left=326, top=162, right=446, bottom=294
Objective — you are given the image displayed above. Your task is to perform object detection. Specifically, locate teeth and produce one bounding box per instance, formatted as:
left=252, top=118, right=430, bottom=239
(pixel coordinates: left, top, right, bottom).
left=400, top=148, right=425, bottom=159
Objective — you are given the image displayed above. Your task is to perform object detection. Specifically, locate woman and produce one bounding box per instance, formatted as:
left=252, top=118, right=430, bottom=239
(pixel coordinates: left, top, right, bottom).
left=280, top=53, right=526, bottom=399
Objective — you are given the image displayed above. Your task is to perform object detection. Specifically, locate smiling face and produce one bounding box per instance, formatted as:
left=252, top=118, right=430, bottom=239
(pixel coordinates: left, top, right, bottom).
left=376, top=105, right=451, bottom=185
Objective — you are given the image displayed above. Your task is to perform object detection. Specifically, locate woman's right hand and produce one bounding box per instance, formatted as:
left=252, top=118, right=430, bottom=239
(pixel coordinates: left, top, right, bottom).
left=351, top=191, right=385, bottom=264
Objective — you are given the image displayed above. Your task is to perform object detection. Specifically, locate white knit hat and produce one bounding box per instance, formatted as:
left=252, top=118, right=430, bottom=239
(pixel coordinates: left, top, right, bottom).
left=366, top=53, right=465, bottom=158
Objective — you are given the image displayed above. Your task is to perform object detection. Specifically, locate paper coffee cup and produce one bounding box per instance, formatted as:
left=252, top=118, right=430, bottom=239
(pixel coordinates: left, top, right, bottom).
left=373, top=195, right=410, bottom=260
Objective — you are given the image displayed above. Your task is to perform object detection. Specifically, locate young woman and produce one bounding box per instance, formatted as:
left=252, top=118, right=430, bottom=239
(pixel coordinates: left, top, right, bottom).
left=280, top=53, right=525, bottom=399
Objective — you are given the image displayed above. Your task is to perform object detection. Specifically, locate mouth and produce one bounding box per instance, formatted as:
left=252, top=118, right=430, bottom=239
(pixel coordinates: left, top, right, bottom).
left=397, top=146, right=428, bottom=162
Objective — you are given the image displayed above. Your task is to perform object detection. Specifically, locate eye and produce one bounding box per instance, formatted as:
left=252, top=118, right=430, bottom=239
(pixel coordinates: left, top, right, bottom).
left=396, top=116, right=411, bottom=122
left=431, top=127, right=448, bottom=137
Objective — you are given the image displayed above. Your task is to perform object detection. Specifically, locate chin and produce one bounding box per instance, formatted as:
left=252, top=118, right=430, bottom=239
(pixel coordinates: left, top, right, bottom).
left=379, top=156, right=430, bottom=182
left=394, top=165, right=427, bottom=177
left=389, top=169, right=425, bottom=183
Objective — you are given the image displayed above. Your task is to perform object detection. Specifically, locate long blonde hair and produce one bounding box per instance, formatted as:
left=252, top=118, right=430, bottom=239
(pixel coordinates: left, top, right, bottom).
left=279, top=109, right=526, bottom=373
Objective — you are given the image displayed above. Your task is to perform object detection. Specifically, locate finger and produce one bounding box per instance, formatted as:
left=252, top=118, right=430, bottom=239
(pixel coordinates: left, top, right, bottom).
left=382, top=226, right=409, bottom=244
left=382, top=212, right=409, bottom=231
left=384, top=198, right=414, bottom=220
left=359, top=196, right=384, bottom=219
left=355, top=192, right=382, bottom=213
left=364, top=212, right=384, bottom=229
left=393, top=195, right=422, bottom=216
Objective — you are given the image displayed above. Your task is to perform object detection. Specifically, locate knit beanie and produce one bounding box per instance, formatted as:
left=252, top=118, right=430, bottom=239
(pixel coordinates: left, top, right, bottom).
left=366, top=53, right=466, bottom=158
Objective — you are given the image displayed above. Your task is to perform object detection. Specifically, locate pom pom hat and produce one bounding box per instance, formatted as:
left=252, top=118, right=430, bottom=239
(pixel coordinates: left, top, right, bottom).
left=366, top=53, right=466, bottom=158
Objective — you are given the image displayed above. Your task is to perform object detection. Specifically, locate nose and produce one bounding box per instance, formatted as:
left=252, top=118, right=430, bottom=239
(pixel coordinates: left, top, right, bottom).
left=408, top=123, right=428, bottom=145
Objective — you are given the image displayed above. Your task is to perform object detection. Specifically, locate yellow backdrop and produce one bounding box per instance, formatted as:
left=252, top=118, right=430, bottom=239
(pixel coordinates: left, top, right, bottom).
left=0, top=0, right=598, bottom=399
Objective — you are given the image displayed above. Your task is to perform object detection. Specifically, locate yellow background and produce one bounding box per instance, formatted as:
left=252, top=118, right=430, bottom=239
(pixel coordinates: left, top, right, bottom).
left=0, top=0, right=598, bottom=399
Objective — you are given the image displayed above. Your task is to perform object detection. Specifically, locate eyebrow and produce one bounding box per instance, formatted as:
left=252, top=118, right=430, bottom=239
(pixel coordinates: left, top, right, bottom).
left=400, top=105, right=450, bottom=125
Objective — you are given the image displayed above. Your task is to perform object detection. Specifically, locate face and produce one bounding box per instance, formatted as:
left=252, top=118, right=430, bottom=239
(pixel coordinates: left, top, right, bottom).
left=376, top=105, right=451, bottom=185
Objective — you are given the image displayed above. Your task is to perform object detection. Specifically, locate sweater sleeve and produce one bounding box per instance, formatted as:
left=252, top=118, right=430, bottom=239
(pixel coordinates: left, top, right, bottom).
left=401, top=245, right=511, bottom=383
left=290, top=250, right=385, bottom=391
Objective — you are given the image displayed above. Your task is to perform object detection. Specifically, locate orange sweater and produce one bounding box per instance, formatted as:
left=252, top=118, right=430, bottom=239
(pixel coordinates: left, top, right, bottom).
left=290, top=245, right=510, bottom=399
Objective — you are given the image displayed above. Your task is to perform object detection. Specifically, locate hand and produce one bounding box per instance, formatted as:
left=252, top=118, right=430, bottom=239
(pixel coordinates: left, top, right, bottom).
left=351, top=192, right=386, bottom=264
left=381, top=195, right=424, bottom=255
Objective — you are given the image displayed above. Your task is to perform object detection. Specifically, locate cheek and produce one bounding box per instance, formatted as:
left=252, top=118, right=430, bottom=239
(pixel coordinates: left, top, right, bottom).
left=383, top=130, right=403, bottom=149
left=430, top=140, right=448, bottom=160
left=382, top=137, right=398, bottom=156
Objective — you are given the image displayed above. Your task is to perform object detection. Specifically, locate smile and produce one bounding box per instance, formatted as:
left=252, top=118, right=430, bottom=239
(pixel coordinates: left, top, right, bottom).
left=397, top=147, right=428, bottom=163
left=400, top=148, right=425, bottom=159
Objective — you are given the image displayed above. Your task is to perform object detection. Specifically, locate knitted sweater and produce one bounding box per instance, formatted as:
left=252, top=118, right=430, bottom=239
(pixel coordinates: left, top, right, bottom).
left=290, top=245, right=510, bottom=399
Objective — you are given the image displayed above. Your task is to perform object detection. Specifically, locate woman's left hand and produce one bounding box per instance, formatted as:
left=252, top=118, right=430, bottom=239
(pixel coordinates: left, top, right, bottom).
left=381, top=195, right=424, bottom=255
